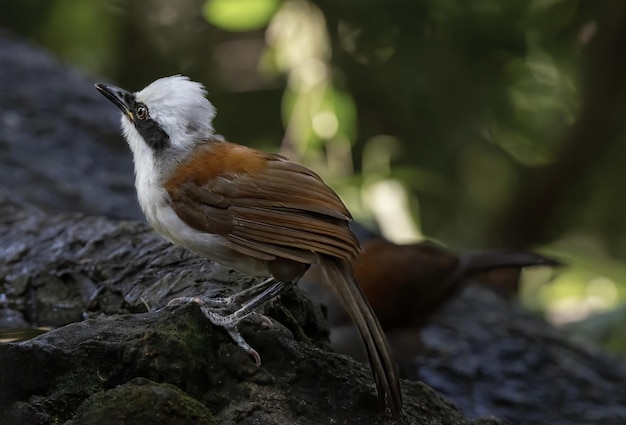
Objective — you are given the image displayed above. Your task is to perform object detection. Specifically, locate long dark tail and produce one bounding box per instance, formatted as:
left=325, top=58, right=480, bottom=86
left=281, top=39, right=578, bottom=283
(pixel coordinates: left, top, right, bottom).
left=319, top=255, right=403, bottom=419
left=459, top=250, right=561, bottom=277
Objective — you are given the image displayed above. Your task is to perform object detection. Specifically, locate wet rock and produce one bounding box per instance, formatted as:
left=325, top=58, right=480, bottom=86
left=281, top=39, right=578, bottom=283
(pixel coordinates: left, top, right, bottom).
left=67, top=378, right=218, bottom=425
left=0, top=285, right=476, bottom=425
left=411, top=286, right=626, bottom=425
left=0, top=30, right=140, bottom=220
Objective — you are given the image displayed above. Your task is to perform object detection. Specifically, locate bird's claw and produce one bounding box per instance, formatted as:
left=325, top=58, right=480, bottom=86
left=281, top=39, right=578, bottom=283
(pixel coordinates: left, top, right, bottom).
left=166, top=279, right=293, bottom=367
left=248, top=312, right=274, bottom=330
left=167, top=295, right=269, bottom=367
left=224, top=323, right=262, bottom=366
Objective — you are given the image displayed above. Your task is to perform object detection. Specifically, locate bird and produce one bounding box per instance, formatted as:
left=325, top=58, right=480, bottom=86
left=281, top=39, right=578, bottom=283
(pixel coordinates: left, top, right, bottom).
left=301, top=237, right=560, bottom=366
left=94, top=75, right=403, bottom=419
left=349, top=238, right=561, bottom=330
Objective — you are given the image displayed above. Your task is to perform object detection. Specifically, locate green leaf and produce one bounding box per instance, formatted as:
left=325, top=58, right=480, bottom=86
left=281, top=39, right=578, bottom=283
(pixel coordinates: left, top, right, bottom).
left=203, top=0, right=280, bottom=32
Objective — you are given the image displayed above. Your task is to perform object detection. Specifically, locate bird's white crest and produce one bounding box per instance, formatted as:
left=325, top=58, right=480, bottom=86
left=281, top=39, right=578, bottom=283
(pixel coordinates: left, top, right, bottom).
left=137, top=75, right=216, bottom=148
left=123, top=75, right=216, bottom=153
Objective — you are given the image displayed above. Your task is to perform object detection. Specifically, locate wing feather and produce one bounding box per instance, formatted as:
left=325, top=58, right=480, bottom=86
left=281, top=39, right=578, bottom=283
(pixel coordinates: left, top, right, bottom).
left=230, top=220, right=353, bottom=259
left=165, top=140, right=359, bottom=263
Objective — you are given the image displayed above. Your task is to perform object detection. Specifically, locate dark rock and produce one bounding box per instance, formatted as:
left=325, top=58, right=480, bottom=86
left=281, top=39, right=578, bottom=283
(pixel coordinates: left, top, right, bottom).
left=0, top=281, right=476, bottom=424
left=0, top=30, right=140, bottom=220
left=318, top=282, right=626, bottom=425
left=67, top=378, right=218, bottom=425
left=411, top=287, right=626, bottom=425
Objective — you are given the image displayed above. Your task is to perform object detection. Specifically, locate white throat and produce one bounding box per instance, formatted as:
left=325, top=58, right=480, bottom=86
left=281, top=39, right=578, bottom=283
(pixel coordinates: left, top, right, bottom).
left=121, top=116, right=166, bottom=229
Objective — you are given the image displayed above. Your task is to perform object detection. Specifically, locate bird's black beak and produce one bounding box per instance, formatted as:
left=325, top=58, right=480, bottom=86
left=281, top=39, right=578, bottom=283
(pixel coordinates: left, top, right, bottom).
left=95, top=83, right=134, bottom=119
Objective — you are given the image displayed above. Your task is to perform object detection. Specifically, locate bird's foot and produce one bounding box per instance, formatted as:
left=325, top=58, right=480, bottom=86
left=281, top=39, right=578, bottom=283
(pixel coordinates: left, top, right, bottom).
left=166, top=295, right=274, bottom=366
left=167, top=278, right=296, bottom=366
left=200, top=307, right=272, bottom=366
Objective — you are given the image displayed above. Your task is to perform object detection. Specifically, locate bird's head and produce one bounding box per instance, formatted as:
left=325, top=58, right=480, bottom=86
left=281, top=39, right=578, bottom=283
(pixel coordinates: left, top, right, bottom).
left=95, top=75, right=216, bottom=169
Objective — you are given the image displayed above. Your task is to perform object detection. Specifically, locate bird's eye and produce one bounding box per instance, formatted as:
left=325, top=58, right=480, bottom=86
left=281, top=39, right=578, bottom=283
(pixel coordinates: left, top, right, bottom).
left=136, top=104, right=148, bottom=120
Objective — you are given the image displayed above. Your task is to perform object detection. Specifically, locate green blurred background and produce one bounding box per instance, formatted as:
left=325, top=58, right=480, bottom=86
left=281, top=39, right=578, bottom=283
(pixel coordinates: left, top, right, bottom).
left=3, top=0, right=626, bottom=357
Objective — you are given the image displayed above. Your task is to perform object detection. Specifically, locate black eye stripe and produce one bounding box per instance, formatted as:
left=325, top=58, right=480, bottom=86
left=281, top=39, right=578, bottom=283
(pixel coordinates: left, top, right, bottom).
left=127, top=94, right=169, bottom=152
left=135, top=118, right=169, bottom=151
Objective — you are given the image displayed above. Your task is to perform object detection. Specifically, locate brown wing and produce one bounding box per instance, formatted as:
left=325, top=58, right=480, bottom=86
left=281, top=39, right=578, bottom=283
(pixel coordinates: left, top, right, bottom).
left=164, top=140, right=360, bottom=265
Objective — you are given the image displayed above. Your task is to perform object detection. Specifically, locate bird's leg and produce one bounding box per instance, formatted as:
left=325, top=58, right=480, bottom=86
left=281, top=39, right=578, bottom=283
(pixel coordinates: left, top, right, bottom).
left=215, top=276, right=279, bottom=306
left=199, top=279, right=297, bottom=365
left=166, top=278, right=297, bottom=365
left=211, top=279, right=296, bottom=322
left=166, top=276, right=276, bottom=309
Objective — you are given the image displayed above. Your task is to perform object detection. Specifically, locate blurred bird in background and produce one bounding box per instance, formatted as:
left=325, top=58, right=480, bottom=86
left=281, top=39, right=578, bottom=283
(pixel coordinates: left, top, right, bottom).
left=300, top=223, right=562, bottom=375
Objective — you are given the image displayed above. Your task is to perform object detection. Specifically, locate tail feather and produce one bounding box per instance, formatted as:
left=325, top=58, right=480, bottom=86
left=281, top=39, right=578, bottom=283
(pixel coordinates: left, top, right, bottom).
left=319, top=255, right=403, bottom=419
left=460, top=250, right=562, bottom=277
